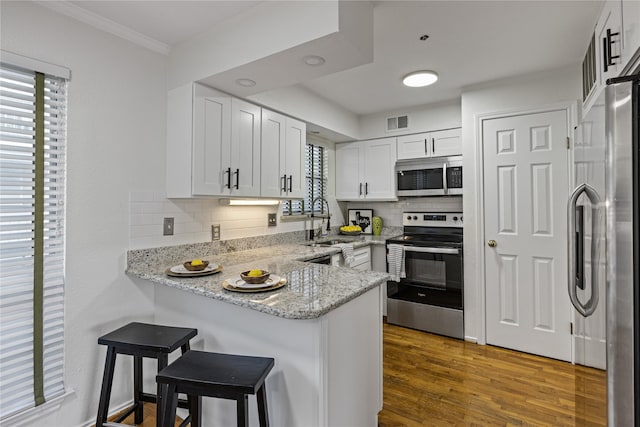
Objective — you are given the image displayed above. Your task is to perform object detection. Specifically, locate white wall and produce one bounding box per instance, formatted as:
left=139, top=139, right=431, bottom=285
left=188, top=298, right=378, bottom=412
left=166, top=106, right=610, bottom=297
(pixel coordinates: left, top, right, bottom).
left=461, top=65, right=582, bottom=342
left=358, top=99, right=462, bottom=140
left=1, top=2, right=167, bottom=424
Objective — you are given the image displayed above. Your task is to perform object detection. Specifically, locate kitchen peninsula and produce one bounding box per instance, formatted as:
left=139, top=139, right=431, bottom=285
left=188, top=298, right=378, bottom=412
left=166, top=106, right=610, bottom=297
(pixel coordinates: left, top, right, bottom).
left=126, top=241, right=389, bottom=426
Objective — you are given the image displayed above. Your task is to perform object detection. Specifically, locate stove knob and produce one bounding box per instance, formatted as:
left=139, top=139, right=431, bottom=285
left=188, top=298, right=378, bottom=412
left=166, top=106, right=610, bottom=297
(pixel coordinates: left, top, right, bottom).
left=453, top=216, right=458, bottom=221
left=413, top=216, right=418, bottom=220
left=407, top=215, right=412, bottom=220
left=460, top=216, right=463, bottom=222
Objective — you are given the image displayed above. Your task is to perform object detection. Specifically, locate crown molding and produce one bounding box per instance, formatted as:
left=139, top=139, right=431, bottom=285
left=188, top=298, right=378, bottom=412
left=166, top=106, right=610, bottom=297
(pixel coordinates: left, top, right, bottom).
left=34, top=1, right=171, bottom=55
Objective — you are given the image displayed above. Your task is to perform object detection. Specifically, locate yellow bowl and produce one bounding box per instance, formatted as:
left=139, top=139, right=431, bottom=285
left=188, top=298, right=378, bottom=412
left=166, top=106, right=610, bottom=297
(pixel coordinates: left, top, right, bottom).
left=240, top=270, right=270, bottom=284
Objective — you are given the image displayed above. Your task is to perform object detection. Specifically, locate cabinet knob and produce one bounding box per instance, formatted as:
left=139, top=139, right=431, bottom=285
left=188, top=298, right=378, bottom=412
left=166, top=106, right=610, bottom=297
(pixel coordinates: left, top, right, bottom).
left=487, top=240, right=497, bottom=248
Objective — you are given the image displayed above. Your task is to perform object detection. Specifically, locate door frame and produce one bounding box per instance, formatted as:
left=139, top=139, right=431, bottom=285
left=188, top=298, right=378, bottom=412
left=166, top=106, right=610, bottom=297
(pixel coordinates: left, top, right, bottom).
left=472, top=101, right=578, bottom=361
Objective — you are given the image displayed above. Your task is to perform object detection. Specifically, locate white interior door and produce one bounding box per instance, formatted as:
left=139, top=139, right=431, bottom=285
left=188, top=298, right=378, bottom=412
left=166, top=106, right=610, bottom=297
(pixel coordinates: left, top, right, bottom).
left=483, top=109, right=571, bottom=361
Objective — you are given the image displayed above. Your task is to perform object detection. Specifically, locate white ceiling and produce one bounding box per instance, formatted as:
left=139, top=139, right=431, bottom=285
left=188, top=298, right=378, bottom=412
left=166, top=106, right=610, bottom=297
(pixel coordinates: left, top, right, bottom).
left=62, top=0, right=602, bottom=116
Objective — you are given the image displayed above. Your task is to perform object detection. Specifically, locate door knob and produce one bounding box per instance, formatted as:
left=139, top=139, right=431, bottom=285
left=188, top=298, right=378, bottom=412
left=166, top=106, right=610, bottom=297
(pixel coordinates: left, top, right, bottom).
left=487, top=240, right=497, bottom=248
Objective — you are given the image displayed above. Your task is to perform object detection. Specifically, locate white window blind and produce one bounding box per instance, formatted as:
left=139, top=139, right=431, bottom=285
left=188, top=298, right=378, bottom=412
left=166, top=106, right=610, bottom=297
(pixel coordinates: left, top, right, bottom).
left=0, top=63, right=67, bottom=419
left=283, top=143, right=327, bottom=215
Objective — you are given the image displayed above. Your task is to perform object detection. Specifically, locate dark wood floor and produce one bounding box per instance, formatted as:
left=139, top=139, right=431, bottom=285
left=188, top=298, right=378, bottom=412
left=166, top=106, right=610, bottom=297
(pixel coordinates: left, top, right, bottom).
left=378, top=322, right=607, bottom=426
left=106, top=323, right=607, bottom=427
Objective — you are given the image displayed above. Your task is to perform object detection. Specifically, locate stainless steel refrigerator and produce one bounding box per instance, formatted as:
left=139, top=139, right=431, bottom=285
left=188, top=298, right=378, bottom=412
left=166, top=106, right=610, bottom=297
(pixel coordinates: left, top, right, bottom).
left=571, top=73, right=639, bottom=426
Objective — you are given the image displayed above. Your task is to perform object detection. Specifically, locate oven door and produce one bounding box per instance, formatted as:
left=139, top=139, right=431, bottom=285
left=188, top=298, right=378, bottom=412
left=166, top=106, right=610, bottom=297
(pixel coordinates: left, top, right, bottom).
left=387, top=245, right=463, bottom=309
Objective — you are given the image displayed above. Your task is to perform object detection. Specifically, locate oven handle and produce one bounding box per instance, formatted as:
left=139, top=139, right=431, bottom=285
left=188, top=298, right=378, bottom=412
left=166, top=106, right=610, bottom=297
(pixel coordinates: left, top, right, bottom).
left=402, top=246, right=460, bottom=255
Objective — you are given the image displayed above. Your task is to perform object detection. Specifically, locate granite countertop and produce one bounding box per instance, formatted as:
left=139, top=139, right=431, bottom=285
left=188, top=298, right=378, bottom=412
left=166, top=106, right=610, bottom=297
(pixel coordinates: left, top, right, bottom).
left=126, top=236, right=393, bottom=320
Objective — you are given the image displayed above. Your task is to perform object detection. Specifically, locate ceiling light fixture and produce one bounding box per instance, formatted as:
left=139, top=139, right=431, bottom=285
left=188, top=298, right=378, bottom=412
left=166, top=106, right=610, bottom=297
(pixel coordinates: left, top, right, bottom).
left=402, top=70, right=438, bottom=87
left=219, top=199, right=280, bottom=206
left=303, top=55, right=326, bottom=66
left=235, top=78, right=256, bottom=87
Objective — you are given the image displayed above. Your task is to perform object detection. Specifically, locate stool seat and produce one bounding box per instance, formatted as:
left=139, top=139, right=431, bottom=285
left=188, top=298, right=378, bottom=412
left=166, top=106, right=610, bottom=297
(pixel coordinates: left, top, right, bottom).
left=98, top=321, right=197, bottom=354
left=96, top=322, right=197, bottom=427
left=157, top=350, right=275, bottom=427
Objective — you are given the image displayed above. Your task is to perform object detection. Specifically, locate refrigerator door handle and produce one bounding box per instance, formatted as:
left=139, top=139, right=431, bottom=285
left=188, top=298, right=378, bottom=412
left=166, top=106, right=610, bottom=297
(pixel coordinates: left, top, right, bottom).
left=567, top=183, right=602, bottom=317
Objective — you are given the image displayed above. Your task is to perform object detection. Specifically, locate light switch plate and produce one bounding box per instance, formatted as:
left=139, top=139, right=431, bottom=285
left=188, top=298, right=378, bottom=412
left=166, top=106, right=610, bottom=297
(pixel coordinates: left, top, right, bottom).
left=163, top=217, right=174, bottom=236
left=268, top=213, right=277, bottom=227
left=211, top=224, right=220, bottom=241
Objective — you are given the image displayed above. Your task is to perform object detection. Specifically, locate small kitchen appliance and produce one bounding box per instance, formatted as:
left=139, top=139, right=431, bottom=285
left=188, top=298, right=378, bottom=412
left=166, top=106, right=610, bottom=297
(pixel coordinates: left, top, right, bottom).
left=395, top=156, right=462, bottom=197
left=386, top=212, right=464, bottom=339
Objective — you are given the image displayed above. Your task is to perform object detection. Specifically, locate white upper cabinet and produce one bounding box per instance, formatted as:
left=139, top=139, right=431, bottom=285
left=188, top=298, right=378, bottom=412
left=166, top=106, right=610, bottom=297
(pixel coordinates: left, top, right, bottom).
left=261, top=109, right=306, bottom=199
left=621, top=0, right=640, bottom=71
left=583, top=0, right=639, bottom=114
left=397, top=132, right=430, bottom=160
left=431, top=128, right=463, bottom=157
left=596, top=1, right=623, bottom=83
left=166, top=82, right=261, bottom=198
left=336, top=137, right=397, bottom=201
left=397, top=128, right=462, bottom=160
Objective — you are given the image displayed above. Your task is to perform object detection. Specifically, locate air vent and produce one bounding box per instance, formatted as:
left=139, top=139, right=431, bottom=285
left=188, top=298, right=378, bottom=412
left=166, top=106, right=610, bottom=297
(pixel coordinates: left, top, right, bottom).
left=387, top=115, right=409, bottom=131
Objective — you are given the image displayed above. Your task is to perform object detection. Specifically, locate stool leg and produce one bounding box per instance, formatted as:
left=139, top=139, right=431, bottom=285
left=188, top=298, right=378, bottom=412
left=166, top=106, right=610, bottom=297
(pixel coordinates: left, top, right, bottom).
left=188, top=394, right=202, bottom=427
left=133, top=355, right=143, bottom=424
left=96, top=346, right=117, bottom=427
left=236, top=395, right=248, bottom=427
left=161, top=383, right=178, bottom=427
left=157, top=353, right=168, bottom=427
left=257, top=384, right=270, bottom=427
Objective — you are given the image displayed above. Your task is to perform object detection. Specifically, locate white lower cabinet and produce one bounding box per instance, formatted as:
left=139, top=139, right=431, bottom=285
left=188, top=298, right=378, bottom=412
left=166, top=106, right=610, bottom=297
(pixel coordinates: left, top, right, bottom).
left=334, top=246, right=371, bottom=271
left=336, top=138, right=397, bottom=201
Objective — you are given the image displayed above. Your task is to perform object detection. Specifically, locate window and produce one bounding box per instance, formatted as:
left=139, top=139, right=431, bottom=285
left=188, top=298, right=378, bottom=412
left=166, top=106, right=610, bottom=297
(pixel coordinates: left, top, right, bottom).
left=0, top=60, right=67, bottom=419
left=283, top=143, right=327, bottom=215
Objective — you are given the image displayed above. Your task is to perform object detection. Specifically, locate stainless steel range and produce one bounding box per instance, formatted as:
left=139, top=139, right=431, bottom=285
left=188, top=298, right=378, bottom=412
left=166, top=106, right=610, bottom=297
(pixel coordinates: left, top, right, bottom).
left=386, top=212, right=464, bottom=339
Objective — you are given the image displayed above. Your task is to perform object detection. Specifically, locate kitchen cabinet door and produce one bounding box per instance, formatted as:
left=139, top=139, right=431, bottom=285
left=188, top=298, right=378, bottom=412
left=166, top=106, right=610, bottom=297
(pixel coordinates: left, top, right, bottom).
left=284, top=117, right=306, bottom=199
left=431, top=128, right=462, bottom=157
left=596, top=0, right=623, bottom=82
left=336, top=143, right=363, bottom=200
left=362, top=138, right=397, bottom=200
left=397, top=132, right=430, bottom=160
left=261, top=109, right=286, bottom=197
left=230, top=98, right=261, bottom=197
left=621, top=0, right=640, bottom=71
left=261, top=110, right=306, bottom=198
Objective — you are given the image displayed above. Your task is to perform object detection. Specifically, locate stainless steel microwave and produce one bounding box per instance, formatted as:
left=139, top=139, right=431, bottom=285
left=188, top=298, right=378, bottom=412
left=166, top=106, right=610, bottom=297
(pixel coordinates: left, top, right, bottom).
left=396, top=156, right=463, bottom=197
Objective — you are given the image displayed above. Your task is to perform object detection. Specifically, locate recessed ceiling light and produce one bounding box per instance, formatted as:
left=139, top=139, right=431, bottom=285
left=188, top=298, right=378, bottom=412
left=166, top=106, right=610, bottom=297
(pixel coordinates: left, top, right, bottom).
left=303, top=55, right=326, bottom=66
left=402, top=71, right=438, bottom=87
left=235, top=78, right=256, bottom=87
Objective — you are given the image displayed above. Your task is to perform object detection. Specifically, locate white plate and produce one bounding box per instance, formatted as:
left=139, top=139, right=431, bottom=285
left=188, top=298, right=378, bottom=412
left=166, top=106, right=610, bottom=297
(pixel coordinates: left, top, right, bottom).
left=169, top=263, right=219, bottom=274
left=227, top=274, right=283, bottom=289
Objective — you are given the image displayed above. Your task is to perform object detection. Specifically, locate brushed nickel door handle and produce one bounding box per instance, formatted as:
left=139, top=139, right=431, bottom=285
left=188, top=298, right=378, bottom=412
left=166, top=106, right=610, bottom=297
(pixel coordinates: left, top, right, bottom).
left=487, top=240, right=497, bottom=248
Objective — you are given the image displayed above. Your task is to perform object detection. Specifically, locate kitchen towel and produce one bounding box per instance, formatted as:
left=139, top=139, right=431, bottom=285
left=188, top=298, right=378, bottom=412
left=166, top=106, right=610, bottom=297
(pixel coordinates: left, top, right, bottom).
left=387, top=244, right=406, bottom=282
left=335, top=243, right=355, bottom=267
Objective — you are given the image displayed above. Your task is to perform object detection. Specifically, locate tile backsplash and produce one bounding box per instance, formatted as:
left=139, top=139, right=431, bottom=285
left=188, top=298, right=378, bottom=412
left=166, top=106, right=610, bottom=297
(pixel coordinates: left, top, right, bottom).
left=129, top=192, right=305, bottom=250
left=345, top=197, right=463, bottom=227
left=129, top=192, right=460, bottom=250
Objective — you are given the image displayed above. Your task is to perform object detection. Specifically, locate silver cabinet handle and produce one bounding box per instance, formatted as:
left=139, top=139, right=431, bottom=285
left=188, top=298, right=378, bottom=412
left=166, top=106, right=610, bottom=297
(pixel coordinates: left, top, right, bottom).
left=288, top=175, right=293, bottom=192
left=281, top=174, right=287, bottom=192
left=234, top=168, right=239, bottom=189
left=432, top=138, right=435, bottom=154
left=365, top=182, right=368, bottom=195
left=567, top=183, right=602, bottom=317
left=359, top=182, right=363, bottom=196
left=403, top=246, right=460, bottom=255
left=424, top=139, right=428, bottom=155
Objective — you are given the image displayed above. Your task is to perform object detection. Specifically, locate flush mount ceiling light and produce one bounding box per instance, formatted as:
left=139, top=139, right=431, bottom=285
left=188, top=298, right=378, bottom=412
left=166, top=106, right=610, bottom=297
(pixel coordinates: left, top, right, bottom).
left=235, top=78, right=256, bottom=87
left=402, top=70, right=438, bottom=87
left=303, top=55, right=326, bottom=66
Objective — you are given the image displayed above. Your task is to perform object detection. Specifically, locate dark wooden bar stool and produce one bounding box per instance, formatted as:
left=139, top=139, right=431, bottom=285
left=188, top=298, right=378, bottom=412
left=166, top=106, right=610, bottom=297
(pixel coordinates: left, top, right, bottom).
left=96, top=322, right=197, bottom=427
left=157, top=350, right=275, bottom=427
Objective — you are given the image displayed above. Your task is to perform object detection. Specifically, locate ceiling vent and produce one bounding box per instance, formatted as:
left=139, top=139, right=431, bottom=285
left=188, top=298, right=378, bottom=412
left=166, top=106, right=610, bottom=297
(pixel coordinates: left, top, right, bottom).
left=387, top=115, right=408, bottom=131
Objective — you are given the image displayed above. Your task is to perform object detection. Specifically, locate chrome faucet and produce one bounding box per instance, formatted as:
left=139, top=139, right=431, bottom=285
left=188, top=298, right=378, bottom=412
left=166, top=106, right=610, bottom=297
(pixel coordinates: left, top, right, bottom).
left=309, top=197, right=331, bottom=240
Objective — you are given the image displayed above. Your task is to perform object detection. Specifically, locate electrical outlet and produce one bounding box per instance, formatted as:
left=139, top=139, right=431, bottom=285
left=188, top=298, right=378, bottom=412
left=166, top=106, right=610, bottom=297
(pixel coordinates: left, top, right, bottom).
left=268, top=213, right=277, bottom=227
left=163, top=217, right=174, bottom=236
left=211, top=224, right=220, bottom=241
